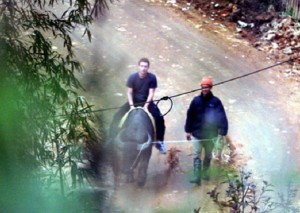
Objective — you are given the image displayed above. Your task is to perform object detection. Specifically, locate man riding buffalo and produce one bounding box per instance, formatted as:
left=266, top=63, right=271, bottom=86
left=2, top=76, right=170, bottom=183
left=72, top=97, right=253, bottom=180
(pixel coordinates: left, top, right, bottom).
left=110, top=57, right=167, bottom=154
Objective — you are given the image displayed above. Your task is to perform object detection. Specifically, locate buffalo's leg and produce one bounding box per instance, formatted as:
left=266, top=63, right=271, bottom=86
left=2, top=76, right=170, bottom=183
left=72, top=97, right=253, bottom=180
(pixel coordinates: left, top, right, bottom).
left=137, top=150, right=151, bottom=187
left=123, top=146, right=136, bottom=183
left=125, top=171, right=134, bottom=183
left=111, top=147, right=123, bottom=187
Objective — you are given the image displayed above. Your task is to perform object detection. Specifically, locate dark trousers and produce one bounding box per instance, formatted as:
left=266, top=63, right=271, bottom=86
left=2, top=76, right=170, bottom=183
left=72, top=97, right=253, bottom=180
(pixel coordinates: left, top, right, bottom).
left=109, top=102, right=165, bottom=141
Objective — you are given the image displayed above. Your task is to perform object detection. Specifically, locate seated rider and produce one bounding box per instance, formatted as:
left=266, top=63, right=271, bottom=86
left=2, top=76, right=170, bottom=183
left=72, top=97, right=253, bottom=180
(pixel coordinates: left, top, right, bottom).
left=110, top=57, right=167, bottom=154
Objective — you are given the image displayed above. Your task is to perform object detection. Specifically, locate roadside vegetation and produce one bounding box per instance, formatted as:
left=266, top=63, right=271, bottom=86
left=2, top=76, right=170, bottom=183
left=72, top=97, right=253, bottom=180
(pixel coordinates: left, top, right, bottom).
left=167, top=0, right=300, bottom=80
left=191, top=166, right=300, bottom=212
left=0, top=0, right=111, bottom=212
left=212, top=169, right=300, bottom=212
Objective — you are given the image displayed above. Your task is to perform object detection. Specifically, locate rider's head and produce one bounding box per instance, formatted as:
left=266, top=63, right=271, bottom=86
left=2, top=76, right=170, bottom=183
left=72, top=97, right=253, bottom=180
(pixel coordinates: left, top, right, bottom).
left=138, top=58, right=150, bottom=67
left=138, top=58, right=150, bottom=78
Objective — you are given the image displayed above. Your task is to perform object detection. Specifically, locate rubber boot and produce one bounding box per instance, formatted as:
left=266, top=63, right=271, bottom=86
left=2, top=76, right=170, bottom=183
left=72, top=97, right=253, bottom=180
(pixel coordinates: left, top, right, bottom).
left=202, top=157, right=211, bottom=181
left=190, top=158, right=201, bottom=185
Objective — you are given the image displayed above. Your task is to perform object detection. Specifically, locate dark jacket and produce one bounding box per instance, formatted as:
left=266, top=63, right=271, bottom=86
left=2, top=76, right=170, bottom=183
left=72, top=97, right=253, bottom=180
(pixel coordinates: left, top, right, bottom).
left=184, top=92, right=228, bottom=139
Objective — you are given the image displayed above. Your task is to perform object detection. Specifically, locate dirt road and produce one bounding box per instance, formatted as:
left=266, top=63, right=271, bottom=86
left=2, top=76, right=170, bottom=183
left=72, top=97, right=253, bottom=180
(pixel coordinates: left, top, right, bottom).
left=73, top=0, right=300, bottom=211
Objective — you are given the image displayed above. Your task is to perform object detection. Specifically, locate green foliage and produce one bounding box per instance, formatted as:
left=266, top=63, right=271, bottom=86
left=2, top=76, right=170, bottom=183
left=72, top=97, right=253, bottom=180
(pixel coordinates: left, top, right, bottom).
left=209, top=169, right=276, bottom=212
left=0, top=0, right=111, bottom=211
left=275, top=182, right=300, bottom=213
left=258, top=0, right=281, bottom=11
left=225, top=171, right=275, bottom=212
left=285, top=6, right=295, bottom=17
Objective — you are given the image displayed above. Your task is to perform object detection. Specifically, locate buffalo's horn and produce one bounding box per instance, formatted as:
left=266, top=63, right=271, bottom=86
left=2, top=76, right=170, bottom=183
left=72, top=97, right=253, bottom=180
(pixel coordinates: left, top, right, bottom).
left=137, top=133, right=152, bottom=151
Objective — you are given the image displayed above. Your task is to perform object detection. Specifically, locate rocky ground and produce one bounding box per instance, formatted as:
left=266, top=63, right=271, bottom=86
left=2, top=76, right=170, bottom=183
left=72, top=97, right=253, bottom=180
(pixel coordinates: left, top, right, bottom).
left=161, top=0, right=300, bottom=81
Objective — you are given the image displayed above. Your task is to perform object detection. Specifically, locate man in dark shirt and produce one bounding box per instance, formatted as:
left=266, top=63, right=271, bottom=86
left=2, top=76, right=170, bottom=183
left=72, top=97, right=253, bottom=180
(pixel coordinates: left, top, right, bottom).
left=110, top=58, right=166, bottom=154
left=185, top=76, right=228, bottom=185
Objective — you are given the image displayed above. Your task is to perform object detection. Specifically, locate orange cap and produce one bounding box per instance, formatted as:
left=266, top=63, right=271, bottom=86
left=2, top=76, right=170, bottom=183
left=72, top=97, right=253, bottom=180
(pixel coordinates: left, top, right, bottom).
left=200, top=76, right=213, bottom=86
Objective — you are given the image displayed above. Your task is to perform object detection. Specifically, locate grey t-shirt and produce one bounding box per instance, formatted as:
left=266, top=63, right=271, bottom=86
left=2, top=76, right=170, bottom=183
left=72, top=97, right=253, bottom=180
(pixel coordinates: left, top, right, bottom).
left=126, top=72, right=157, bottom=104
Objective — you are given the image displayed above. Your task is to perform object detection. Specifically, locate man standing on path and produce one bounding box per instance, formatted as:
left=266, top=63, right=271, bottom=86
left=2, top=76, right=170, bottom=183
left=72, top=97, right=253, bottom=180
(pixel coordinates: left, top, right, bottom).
left=184, top=76, right=228, bottom=185
left=110, top=58, right=167, bottom=154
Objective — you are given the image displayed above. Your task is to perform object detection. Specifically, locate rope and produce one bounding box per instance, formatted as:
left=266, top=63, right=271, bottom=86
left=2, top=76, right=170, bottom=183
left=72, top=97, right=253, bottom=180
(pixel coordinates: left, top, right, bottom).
left=90, top=55, right=300, bottom=115
left=156, top=96, right=173, bottom=116
left=129, top=137, right=229, bottom=169
left=129, top=142, right=147, bottom=171
left=152, top=139, right=215, bottom=143
left=35, top=55, right=300, bottom=119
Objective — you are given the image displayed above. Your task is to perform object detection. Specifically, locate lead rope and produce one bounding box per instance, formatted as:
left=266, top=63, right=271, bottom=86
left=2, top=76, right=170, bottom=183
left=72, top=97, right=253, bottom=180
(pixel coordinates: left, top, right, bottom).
left=129, top=137, right=229, bottom=171
left=129, top=141, right=150, bottom=171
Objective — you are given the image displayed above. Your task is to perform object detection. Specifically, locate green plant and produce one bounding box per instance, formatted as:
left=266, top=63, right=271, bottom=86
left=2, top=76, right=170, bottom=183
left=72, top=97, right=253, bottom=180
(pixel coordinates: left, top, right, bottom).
left=208, top=169, right=276, bottom=212
left=275, top=182, right=300, bottom=212
left=0, top=0, right=110, bottom=211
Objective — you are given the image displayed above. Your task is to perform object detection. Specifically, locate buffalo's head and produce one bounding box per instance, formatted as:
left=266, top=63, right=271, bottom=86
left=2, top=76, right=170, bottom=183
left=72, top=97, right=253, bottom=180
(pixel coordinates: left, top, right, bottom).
left=114, top=128, right=152, bottom=174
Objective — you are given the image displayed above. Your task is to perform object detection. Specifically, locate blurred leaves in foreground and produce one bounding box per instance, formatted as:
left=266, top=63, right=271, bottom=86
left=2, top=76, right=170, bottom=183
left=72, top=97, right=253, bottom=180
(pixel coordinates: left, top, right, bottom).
left=0, top=0, right=112, bottom=212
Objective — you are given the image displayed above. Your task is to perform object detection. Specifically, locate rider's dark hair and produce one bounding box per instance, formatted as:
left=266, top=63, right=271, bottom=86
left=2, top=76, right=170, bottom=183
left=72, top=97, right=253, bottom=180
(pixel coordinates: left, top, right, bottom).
left=138, top=58, right=150, bottom=67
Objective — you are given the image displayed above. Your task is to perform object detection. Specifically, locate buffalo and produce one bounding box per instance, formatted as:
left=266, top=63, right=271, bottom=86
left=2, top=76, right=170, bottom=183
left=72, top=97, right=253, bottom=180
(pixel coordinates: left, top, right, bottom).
left=110, top=107, right=155, bottom=187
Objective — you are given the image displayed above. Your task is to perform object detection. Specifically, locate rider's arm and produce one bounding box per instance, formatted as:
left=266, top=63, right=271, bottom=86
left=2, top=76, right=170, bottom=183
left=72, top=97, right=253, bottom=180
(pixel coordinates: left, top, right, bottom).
left=144, top=88, right=155, bottom=110
left=127, top=87, right=135, bottom=109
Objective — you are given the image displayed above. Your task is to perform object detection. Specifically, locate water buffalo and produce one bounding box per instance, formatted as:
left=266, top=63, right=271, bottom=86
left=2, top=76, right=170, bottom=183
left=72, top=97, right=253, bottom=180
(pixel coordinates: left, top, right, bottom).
left=111, top=107, right=155, bottom=187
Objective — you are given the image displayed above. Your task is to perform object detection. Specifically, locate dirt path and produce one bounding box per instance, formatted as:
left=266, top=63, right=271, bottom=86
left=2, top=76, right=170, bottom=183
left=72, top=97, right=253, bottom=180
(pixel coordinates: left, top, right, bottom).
left=73, top=0, right=300, bottom=211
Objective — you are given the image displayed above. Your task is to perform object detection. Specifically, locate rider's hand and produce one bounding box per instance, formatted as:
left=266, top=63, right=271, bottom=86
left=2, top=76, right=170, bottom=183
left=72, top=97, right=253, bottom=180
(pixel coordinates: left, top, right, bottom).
left=186, top=133, right=192, bottom=141
left=130, top=105, right=136, bottom=110
left=143, top=106, right=149, bottom=113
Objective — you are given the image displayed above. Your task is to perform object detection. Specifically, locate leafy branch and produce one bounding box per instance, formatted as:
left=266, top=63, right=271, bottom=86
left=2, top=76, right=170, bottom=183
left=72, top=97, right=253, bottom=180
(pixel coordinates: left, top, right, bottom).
left=1, top=0, right=111, bottom=212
